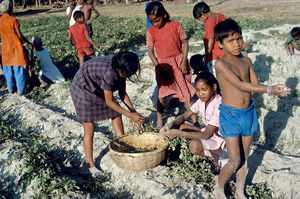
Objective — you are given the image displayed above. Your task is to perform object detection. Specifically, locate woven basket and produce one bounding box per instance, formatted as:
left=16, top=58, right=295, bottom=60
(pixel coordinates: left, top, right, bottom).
left=109, top=132, right=168, bottom=171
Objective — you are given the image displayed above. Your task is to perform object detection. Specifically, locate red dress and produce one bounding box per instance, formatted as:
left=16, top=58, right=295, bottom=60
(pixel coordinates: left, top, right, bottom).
left=203, top=13, right=226, bottom=61
left=147, top=21, right=195, bottom=102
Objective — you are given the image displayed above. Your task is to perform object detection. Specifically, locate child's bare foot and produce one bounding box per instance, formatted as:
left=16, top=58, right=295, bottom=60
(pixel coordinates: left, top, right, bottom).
left=235, top=191, right=247, bottom=199
left=213, top=183, right=227, bottom=199
left=40, top=82, right=48, bottom=88
left=88, top=167, right=105, bottom=179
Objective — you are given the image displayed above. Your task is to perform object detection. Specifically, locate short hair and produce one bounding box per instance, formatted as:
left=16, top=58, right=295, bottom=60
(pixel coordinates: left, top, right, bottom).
left=111, top=51, right=140, bottom=81
left=73, top=10, right=84, bottom=21
left=214, top=18, right=242, bottom=44
left=193, top=2, right=210, bottom=19
left=146, top=1, right=170, bottom=22
left=190, top=54, right=208, bottom=74
left=291, top=27, right=300, bottom=37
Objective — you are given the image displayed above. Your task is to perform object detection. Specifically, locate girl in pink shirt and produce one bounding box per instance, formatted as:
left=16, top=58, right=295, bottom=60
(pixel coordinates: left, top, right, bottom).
left=146, top=1, right=196, bottom=127
left=160, top=71, right=228, bottom=167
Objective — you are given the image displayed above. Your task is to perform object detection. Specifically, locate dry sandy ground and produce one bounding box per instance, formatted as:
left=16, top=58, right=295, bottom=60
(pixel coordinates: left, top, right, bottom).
left=1, top=22, right=300, bottom=198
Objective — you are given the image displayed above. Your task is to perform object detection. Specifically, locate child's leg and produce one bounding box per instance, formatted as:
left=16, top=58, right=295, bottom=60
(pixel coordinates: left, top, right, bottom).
left=83, top=122, right=96, bottom=168
left=79, top=56, right=85, bottom=66
left=214, top=136, right=241, bottom=199
left=189, top=139, right=205, bottom=156
left=157, top=96, right=166, bottom=128
left=235, top=135, right=253, bottom=199
left=13, top=66, right=26, bottom=95
left=2, top=65, right=15, bottom=93
left=184, top=101, right=197, bottom=124
left=111, top=115, right=124, bottom=137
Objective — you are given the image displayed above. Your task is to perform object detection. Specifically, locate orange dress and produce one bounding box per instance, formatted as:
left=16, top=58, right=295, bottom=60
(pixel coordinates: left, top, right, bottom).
left=146, top=21, right=195, bottom=102
left=0, top=14, right=29, bottom=66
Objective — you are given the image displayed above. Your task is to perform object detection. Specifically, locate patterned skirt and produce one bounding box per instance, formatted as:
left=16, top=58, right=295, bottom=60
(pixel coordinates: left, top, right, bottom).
left=70, top=83, right=120, bottom=122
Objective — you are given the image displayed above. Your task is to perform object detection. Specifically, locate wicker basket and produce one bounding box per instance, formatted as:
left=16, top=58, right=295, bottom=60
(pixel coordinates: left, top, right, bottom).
left=109, top=132, right=168, bottom=171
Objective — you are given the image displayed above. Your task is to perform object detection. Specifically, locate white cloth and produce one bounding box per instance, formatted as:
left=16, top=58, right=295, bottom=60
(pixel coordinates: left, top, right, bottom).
left=66, top=5, right=82, bottom=27
left=33, top=48, right=65, bottom=83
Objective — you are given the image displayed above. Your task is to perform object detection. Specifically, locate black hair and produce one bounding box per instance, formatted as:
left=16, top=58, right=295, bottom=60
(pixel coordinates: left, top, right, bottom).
left=111, top=51, right=140, bottom=81
left=73, top=10, right=84, bottom=21
left=214, top=18, right=242, bottom=44
left=190, top=54, right=208, bottom=74
left=193, top=2, right=210, bottom=19
left=146, top=1, right=170, bottom=22
left=195, top=71, right=220, bottom=95
left=291, top=27, right=300, bottom=38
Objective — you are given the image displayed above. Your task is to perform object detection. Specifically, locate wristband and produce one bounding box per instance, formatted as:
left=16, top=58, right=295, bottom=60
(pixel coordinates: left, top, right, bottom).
left=267, top=86, right=272, bottom=96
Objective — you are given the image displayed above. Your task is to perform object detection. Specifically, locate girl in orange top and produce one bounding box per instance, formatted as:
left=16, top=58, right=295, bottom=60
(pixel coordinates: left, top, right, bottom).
left=146, top=1, right=197, bottom=128
left=0, top=0, right=32, bottom=94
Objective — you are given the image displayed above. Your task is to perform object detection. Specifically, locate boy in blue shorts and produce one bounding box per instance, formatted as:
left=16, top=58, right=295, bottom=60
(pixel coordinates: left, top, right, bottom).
left=213, top=19, right=291, bottom=199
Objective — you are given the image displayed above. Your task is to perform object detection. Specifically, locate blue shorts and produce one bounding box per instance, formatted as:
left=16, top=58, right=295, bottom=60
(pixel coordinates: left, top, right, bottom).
left=219, top=102, right=258, bottom=138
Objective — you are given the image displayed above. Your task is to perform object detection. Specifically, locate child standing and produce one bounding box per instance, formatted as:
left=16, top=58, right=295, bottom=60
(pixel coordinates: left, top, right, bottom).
left=193, top=2, right=226, bottom=74
left=70, top=51, right=144, bottom=177
left=213, top=19, right=291, bottom=199
left=32, top=36, right=65, bottom=87
left=160, top=71, right=228, bottom=168
left=284, top=27, right=300, bottom=56
left=68, top=10, right=100, bottom=66
left=0, top=0, right=32, bottom=95
left=146, top=1, right=197, bottom=127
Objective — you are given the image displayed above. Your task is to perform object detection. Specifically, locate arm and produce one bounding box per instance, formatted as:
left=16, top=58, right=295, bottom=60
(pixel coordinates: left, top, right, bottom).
left=104, top=89, right=144, bottom=124
left=118, top=82, right=136, bottom=113
left=67, top=6, right=75, bottom=20
left=180, top=38, right=189, bottom=74
left=284, top=40, right=292, bottom=55
left=207, top=38, right=214, bottom=57
left=163, top=124, right=217, bottom=139
left=148, top=45, right=158, bottom=66
left=215, top=59, right=290, bottom=96
left=15, top=27, right=32, bottom=47
left=87, top=5, right=100, bottom=24
left=68, top=31, right=75, bottom=47
left=85, top=33, right=100, bottom=48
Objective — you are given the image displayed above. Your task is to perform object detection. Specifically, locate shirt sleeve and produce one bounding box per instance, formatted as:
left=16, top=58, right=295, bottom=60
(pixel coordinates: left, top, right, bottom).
left=66, top=7, right=70, bottom=15
left=100, top=69, right=116, bottom=91
left=146, top=30, right=154, bottom=47
left=190, top=99, right=201, bottom=114
left=205, top=19, right=216, bottom=40
left=287, top=36, right=294, bottom=43
left=177, top=23, right=187, bottom=40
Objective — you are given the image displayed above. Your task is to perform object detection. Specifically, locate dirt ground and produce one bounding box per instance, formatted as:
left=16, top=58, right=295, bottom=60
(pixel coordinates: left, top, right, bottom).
left=13, top=0, right=300, bottom=25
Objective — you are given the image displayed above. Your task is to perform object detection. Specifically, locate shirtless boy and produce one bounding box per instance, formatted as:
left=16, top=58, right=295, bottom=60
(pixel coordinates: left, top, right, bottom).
left=77, top=0, right=100, bottom=38
left=213, top=19, right=291, bottom=199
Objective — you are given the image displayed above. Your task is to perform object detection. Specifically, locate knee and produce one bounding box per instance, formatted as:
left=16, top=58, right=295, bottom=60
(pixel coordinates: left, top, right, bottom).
left=225, top=157, right=241, bottom=172
left=189, top=140, right=203, bottom=155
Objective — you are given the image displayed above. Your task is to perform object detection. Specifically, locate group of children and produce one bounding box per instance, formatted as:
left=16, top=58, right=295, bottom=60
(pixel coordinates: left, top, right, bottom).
left=0, top=0, right=296, bottom=198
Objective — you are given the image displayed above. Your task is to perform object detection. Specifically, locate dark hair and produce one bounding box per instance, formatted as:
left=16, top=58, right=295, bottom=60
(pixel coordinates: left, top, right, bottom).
left=291, top=27, right=300, bottom=37
left=73, top=10, right=84, bottom=21
left=195, top=71, right=220, bottom=95
left=190, top=54, right=208, bottom=74
left=111, top=51, right=140, bottom=81
left=146, top=1, right=170, bottom=22
left=193, top=2, right=210, bottom=19
left=214, top=18, right=242, bottom=44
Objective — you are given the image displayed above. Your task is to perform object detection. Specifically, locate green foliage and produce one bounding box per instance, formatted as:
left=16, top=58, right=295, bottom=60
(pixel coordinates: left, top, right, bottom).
left=27, top=86, right=49, bottom=101
left=245, top=182, right=272, bottom=199
left=167, top=137, right=219, bottom=191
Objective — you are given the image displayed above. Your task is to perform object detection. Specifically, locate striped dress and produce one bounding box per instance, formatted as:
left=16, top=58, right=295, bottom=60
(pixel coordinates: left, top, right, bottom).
left=70, top=56, right=125, bottom=122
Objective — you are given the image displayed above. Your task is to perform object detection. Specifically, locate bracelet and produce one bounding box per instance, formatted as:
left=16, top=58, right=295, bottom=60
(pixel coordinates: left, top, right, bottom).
left=267, top=86, right=272, bottom=96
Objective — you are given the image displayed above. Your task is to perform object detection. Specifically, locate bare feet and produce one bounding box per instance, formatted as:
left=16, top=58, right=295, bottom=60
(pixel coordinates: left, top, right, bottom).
left=235, top=191, right=247, bottom=199
left=213, top=183, right=227, bottom=199
left=88, top=167, right=105, bottom=179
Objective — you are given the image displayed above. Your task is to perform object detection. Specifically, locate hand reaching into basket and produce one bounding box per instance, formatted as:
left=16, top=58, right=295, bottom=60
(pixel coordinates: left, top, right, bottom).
left=130, top=112, right=145, bottom=125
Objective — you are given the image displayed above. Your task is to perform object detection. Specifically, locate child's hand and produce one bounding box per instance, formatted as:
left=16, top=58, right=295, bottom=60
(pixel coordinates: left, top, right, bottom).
left=94, top=44, right=100, bottom=48
left=180, top=60, right=188, bottom=75
left=130, top=112, right=144, bottom=125
left=272, top=84, right=291, bottom=97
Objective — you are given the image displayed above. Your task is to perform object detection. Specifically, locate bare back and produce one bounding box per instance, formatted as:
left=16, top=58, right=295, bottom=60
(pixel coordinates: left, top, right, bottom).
left=80, top=3, right=92, bottom=21
left=215, top=56, right=259, bottom=109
